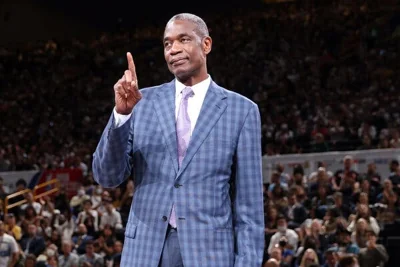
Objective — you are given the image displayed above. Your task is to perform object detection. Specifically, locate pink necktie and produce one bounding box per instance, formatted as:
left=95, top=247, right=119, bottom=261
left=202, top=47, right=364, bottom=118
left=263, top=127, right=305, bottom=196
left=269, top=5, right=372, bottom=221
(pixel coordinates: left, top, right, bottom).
left=169, top=87, right=193, bottom=228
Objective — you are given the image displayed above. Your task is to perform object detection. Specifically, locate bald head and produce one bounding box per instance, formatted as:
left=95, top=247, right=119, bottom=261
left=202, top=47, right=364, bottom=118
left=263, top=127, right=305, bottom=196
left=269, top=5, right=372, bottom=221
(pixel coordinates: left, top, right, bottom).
left=264, top=258, right=279, bottom=267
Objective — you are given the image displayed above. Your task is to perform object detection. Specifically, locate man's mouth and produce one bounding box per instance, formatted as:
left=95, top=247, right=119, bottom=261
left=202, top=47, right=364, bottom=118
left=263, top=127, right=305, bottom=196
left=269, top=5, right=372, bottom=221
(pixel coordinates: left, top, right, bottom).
left=171, top=58, right=187, bottom=66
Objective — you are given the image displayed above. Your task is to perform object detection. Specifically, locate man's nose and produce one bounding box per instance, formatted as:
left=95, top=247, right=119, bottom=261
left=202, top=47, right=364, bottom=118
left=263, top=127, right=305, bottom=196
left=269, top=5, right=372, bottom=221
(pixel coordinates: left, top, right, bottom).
left=170, top=41, right=183, bottom=54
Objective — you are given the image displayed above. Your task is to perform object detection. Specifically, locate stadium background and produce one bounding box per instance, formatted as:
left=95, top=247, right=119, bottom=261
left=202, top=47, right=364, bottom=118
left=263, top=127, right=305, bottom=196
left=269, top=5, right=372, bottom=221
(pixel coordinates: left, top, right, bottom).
left=1, top=0, right=400, bottom=266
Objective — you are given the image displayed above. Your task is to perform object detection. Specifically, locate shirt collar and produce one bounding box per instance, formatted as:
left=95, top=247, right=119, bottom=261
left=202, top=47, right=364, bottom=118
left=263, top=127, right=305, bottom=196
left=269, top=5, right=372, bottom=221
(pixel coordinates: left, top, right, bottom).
left=175, top=75, right=211, bottom=97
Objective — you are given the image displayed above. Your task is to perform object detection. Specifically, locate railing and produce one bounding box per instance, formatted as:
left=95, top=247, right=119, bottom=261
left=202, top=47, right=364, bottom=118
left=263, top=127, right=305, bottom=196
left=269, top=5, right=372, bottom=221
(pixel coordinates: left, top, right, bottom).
left=4, top=188, right=31, bottom=215
left=33, top=178, right=60, bottom=201
left=4, top=178, right=60, bottom=215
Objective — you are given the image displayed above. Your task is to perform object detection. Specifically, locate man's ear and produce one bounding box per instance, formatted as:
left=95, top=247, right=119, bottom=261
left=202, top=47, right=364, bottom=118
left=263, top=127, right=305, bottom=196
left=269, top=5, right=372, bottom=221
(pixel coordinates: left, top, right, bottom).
left=203, top=36, right=212, bottom=55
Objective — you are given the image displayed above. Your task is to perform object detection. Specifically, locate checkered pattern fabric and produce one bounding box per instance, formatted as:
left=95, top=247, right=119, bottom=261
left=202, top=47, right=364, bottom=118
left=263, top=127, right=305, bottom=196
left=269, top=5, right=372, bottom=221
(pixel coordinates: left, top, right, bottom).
left=92, top=79, right=264, bottom=266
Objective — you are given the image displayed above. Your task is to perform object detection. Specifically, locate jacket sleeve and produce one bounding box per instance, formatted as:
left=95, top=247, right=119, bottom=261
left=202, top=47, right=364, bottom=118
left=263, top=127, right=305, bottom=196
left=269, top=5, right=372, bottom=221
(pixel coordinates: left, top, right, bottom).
left=375, top=245, right=389, bottom=263
left=233, top=103, right=265, bottom=267
left=92, top=111, right=133, bottom=188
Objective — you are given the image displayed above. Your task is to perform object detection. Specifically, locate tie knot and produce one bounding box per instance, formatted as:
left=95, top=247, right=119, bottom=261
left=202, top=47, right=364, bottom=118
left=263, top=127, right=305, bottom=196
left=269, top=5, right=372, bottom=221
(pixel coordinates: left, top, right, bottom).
left=182, top=87, right=194, bottom=100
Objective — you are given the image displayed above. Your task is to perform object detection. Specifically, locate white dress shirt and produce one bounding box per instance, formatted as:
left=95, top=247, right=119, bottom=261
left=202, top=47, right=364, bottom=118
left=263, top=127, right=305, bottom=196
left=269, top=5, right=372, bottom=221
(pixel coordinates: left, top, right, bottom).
left=113, top=76, right=211, bottom=135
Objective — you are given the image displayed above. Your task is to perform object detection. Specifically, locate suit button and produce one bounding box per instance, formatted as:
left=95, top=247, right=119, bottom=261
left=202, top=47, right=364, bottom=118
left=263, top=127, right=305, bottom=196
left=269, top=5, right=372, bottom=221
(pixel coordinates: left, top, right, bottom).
left=174, top=184, right=181, bottom=188
left=162, top=216, right=167, bottom=221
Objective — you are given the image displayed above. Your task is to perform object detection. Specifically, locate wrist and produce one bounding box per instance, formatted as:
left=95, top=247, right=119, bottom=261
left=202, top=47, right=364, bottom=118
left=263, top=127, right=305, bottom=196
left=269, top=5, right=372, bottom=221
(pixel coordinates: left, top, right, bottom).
left=115, top=106, right=133, bottom=115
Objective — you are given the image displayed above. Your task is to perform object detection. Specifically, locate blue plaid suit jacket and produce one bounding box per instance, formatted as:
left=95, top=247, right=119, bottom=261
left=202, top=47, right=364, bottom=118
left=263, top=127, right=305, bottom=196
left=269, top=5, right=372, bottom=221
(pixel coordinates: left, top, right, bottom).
left=93, top=79, right=264, bottom=266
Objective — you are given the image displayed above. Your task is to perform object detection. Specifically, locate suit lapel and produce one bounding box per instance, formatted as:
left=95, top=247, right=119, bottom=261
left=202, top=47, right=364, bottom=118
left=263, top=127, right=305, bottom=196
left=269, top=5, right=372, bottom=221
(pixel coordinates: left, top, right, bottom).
left=153, top=81, right=179, bottom=174
left=177, top=81, right=227, bottom=179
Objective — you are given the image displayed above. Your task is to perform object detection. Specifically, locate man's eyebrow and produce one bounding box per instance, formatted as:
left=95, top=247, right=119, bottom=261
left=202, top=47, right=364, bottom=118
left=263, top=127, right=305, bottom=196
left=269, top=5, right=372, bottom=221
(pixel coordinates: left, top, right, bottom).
left=163, top=33, right=190, bottom=42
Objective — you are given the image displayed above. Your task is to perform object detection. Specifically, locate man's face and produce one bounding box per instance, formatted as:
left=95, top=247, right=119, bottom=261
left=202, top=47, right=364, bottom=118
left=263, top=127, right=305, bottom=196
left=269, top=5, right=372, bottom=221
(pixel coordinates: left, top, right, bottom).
left=28, top=224, right=36, bottom=236
left=340, top=233, right=350, bottom=244
left=325, top=253, right=336, bottom=266
left=62, top=243, right=72, bottom=254
left=368, top=233, right=377, bottom=244
left=6, top=216, right=15, bottom=225
left=368, top=163, right=376, bottom=173
left=114, top=241, right=123, bottom=253
left=86, top=244, right=94, bottom=255
left=344, top=158, right=352, bottom=169
left=277, top=219, right=286, bottom=228
left=16, top=184, right=25, bottom=191
left=84, top=202, right=91, bottom=211
left=163, top=20, right=210, bottom=81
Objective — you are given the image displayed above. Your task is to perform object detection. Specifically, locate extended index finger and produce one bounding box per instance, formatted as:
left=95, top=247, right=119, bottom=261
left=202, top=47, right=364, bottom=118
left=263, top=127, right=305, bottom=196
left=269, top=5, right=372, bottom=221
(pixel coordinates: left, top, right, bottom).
left=126, top=52, right=137, bottom=77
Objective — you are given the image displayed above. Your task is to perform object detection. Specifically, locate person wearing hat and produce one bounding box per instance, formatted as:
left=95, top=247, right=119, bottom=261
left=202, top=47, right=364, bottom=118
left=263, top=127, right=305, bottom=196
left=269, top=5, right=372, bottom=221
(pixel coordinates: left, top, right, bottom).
left=335, top=226, right=360, bottom=257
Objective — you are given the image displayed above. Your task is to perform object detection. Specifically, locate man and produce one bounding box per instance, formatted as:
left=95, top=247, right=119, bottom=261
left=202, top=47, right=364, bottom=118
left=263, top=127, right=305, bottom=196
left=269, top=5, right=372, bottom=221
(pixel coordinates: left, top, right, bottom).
left=99, top=197, right=122, bottom=230
left=335, top=228, right=360, bottom=256
left=76, top=199, right=99, bottom=232
left=8, top=178, right=27, bottom=217
left=0, top=220, right=19, bottom=267
left=78, top=240, right=103, bottom=267
left=20, top=224, right=46, bottom=257
left=4, top=213, right=22, bottom=241
left=358, top=230, right=388, bottom=267
left=267, top=215, right=298, bottom=255
left=58, top=240, right=79, bottom=267
left=20, top=192, right=42, bottom=214
left=268, top=246, right=290, bottom=267
left=71, top=224, right=93, bottom=255
left=93, top=13, right=264, bottom=266
left=322, top=248, right=338, bottom=267
left=337, top=255, right=359, bottom=267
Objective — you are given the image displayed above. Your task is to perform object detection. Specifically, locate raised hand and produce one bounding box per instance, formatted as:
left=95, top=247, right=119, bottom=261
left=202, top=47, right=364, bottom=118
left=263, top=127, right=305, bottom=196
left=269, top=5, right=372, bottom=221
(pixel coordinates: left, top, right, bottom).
left=114, top=52, right=142, bottom=115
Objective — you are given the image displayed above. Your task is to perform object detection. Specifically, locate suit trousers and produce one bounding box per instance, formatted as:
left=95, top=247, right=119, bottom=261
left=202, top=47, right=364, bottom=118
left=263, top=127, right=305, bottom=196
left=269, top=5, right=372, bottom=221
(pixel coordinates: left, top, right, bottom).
left=159, top=226, right=183, bottom=267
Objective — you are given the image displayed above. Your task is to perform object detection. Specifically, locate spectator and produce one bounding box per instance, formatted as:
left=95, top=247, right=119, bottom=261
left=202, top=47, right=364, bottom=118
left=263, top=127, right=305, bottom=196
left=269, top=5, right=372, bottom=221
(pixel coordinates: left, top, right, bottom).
left=58, top=240, right=79, bottom=267
left=264, top=258, right=280, bottom=267
left=358, top=229, right=389, bottom=267
left=24, top=254, right=37, bottom=267
left=337, top=255, right=359, bottom=267
left=0, top=220, right=19, bottom=267
left=322, top=249, right=338, bottom=267
left=335, top=227, right=360, bottom=257
left=347, top=204, right=380, bottom=235
left=268, top=214, right=299, bottom=255
left=8, top=179, right=27, bottom=217
left=98, top=197, right=122, bottom=231
left=5, top=213, right=22, bottom=241
left=20, top=192, right=42, bottom=215
left=71, top=224, right=93, bottom=255
left=78, top=240, right=103, bottom=267
left=298, top=248, right=319, bottom=267
left=76, top=199, right=99, bottom=232
left=350, top=218, right=369, bottom=248
left=20, top=224, right=46, bottom=257
left=268, top=246, right=290, bottom=267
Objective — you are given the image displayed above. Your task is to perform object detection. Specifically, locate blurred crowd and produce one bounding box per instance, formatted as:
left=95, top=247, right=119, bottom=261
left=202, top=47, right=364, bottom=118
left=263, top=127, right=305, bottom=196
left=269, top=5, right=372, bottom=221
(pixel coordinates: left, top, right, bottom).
left=0, top=175, right=132, bottom=267
left=0, top=0, right=399, bottom=266
left=262, top=154, right=400, bottom=267
left=0, top=154, right=398, bottom=266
